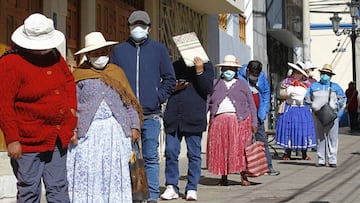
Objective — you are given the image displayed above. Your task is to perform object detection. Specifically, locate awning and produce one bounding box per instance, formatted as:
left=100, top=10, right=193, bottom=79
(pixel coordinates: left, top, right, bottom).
left=267, top=29, right=303, bottom=48
left=177, top=0, right=244, bottom=14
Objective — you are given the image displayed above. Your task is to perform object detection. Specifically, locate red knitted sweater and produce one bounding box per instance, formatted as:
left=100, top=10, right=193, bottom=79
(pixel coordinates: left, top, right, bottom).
left=0, top=52, right=77, bottom=152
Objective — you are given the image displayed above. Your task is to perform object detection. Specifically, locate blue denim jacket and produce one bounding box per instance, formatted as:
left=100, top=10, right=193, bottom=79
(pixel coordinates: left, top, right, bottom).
left=238, top=67, right=270, bottom=122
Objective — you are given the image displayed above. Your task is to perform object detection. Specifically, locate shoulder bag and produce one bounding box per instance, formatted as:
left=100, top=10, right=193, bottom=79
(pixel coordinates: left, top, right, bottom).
left=314, top=82, right=337, bottom=126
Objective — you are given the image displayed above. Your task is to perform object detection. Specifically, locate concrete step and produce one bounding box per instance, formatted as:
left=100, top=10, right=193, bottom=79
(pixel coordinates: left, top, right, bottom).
left=0, top=152, right=17, bottom=202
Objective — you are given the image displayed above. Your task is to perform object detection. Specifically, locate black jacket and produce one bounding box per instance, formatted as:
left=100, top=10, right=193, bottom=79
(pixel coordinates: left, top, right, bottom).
left=163, top=58, right=214, bottom=133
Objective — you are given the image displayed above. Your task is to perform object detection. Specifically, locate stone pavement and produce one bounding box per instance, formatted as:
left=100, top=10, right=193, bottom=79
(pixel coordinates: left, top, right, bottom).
left=1, top=127, right=360, bottom=203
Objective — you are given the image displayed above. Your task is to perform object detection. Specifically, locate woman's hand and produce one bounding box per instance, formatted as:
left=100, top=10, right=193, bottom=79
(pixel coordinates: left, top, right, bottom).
left=252, top=126, right=258, bottom=134
left=131, top=129, right=140, bottom=142
left=7, top=141, right=22, bottom=159
left=70, top=132, right=78, bottom=145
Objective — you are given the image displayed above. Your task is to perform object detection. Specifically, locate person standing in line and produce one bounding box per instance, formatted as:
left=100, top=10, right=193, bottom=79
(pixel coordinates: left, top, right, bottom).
left=207, top=55, right=258, bottom=186
left=238, top=60, right=280, bottom=176
left=345, top=81, right=359, bottom=131
left=159, top=57, right=214, bottom=201
left=66, top=32, right=142, bottom=202
left=110, top=10, right=176, bottom=203
left=0, top=13, right=77, bottom=202
left=275, top=62, right=317, bottom=160
left=304, top=61, right=318, bottom=84
left=305, top=64, right=346, bottom=168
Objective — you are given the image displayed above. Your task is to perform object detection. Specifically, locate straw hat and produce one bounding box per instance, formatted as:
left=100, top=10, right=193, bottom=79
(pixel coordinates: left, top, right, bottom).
left=216, top=55, right=242, bottom=68
left=319, top=64, right=335, bottom=75
left=11, top=13, right=65, bottom=50
left=288, top=61, right=308, bottom=77
left=75, top=32, right=118, bottom=55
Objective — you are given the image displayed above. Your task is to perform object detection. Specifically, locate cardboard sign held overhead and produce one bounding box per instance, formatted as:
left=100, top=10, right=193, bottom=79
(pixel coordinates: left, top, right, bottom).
left=172, top=32, right=209, bottom=67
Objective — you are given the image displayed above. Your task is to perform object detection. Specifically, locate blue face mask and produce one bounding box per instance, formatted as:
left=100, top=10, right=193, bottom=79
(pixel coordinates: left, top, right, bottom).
left=320, top=74, right=331, bottom=83
left=223, top=70, right=236, bottom=81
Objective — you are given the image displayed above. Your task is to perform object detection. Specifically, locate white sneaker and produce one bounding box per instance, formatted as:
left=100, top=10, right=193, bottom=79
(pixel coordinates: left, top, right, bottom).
left=160, top=185, right=179, bottom=200
left=186, top=190, right=197, bottom=201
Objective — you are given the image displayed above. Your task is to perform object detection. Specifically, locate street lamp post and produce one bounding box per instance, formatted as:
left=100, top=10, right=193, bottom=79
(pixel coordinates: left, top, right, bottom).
left=330, top=1, right=360, bottom=84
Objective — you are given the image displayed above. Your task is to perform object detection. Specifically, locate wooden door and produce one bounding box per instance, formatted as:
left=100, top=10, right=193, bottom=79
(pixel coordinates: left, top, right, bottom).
left=96, top=0, right=143, bottom=43
left=0, top=0, right=43, bottom=151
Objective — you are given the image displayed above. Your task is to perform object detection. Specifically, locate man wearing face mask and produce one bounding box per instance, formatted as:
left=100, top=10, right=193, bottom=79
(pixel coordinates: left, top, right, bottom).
left=238, top=60, right=280, bottom=176
left=110, top=10, right=176, bottom=203
left=305, top=64, right=346, bottom=168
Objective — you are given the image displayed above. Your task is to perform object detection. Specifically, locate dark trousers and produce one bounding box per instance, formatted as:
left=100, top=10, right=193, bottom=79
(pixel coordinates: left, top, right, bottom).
left=11, top=139, right=69, bottom=203
left=348, top=110, right=359, bottom=130
left=255, top=121, right=273, bottom=170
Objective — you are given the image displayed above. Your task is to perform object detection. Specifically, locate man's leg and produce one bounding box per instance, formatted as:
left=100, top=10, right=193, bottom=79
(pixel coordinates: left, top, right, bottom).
left=141, top=116, right=161, bottom=201
left=327, top=119, right=339, bottom=165
left=184, top=133, right=202, bottom=192
left=11, top=152, right=43, bottom=203
left=42, top=139, right=70, bottom=203
left=255, top=121, right=273, bottom=169
left=164, top=131, right=181, bottom=192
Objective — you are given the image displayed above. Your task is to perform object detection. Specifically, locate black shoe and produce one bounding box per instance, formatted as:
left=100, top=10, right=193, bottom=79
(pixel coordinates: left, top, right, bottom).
left=329, top=164, right=337, bottom=168
left=315, top=163, right=325, bottom=167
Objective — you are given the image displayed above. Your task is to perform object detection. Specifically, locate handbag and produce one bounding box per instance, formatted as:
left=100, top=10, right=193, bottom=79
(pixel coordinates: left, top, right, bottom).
left=244, top=135, right=269, bottom=177
left=314, top=82, right=337, bottom=126
left=129, top=139, right=150, bottom=201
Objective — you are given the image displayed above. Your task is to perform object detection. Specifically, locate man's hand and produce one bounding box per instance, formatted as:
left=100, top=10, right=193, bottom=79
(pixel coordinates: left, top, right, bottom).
left=7, top=141, right=22, bottom=159
left=194, top=57, right=204, bottom=74
left=252, top=126, right=258, bottom=134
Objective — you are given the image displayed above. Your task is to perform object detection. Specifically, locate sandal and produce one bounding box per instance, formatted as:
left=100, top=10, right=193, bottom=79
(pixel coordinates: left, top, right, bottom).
left=240, top=172, right=251, bottom=186
left=302, top=156, right=311, bottom=160
left=218, top=175, right=228, bottom=186
left=283, top=156, right=291, bottom=160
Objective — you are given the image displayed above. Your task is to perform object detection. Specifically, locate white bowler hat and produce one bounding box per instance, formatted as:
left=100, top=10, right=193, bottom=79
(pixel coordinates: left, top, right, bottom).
left=288, top=61, right=308, bottom=77
left=75, top=32, right=118, bottom=55
left=216, top=55, right=242, bottom=68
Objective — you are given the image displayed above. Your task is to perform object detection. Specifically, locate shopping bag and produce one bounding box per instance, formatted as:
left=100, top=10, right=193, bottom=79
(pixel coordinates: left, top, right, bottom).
left=244, top=140, right=268, bottom=177
left=314, top=103, right=337, bottom=126
left=129, top=140, right=149, bottom=201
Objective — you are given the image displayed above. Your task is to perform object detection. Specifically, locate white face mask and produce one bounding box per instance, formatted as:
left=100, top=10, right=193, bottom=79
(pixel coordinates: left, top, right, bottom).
left=89, top=56, right=109, bottom=69
left=130, top=26, right=149, bottom=41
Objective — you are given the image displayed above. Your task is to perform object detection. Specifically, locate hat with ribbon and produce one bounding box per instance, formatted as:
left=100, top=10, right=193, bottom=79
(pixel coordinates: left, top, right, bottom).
left=319, top=64, right=336, bottom=75
left=11, top=13, right=65, bottom=50
left=288, top=61, right=308, bottom=77
left=75, top=32, right=118, bottom=55
left=216, top=55, right=242, bottom=68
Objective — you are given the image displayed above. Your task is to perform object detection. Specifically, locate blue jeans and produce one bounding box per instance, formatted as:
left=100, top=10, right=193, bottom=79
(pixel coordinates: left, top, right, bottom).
left=141, top=116, right=161, bottom=201
left=164, top=131, right=202, bottom=193
left=255, top=121, right=273, bottom=170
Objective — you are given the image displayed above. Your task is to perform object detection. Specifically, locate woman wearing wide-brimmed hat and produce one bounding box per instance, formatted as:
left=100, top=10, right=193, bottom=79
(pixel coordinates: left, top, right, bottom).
left=0, top=13, right=77, bottom=202
left=207, top=55, right=258, bottom=186
left=66, top=32, right=142, bottom=202
left=275, top=62, right=317, bottom=160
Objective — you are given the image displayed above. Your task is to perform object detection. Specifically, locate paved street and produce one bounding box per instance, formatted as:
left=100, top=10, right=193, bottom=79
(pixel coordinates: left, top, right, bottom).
left=1, top=127, right=360, bottom=203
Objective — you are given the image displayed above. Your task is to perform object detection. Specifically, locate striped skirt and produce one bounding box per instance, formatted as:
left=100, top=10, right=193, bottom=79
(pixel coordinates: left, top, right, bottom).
left=207, top=113, right=252, bottom=175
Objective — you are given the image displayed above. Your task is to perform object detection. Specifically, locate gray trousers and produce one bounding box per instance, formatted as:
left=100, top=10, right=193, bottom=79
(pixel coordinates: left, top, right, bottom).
left=10, top=139, right=69, bottom=203
left=313, top=115, right=339, bottom=165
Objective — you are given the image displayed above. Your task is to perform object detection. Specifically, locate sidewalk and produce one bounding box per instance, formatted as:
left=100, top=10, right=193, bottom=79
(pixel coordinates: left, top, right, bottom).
left=1, top=127, right=360, bottom=203
left=159, top=127, right=360, bottom=203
